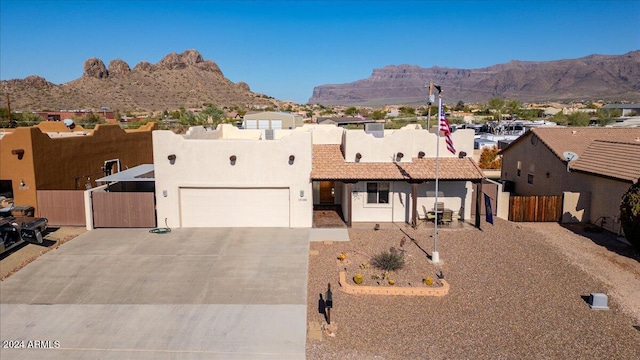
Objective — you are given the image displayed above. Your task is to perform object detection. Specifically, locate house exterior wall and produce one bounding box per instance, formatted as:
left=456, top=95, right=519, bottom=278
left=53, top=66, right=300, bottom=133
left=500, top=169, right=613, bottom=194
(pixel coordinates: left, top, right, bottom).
left=296, top=124, right=343, bottom=145
left=562, top=191, right=591, bottom=223
left=500, top=134, right=568, bottom=195
left=243, top=111, right=303, bottom=129
left=343, top=128, right=474, bottom=163
left=153, top=126, right=313, bottom=228
left=570, top=173, right=630, bottom=234
left=0, top=123, right=156, bottom=215
left=348, top=180, right=472, bottom=223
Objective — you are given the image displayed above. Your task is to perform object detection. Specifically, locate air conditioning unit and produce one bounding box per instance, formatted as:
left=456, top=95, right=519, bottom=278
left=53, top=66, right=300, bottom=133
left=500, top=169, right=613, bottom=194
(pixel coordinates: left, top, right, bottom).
left=264, top=129, right=274, bottom=140
left=365, top=123, right=384, bottom=138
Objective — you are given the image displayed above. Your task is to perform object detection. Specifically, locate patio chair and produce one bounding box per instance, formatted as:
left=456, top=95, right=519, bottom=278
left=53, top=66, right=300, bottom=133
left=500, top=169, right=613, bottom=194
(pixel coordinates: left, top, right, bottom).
left=423, top=205, right=436, bottom=221
left=452, top=206, right=464, bottom=221
left=441, top=209, right=453, bottom=227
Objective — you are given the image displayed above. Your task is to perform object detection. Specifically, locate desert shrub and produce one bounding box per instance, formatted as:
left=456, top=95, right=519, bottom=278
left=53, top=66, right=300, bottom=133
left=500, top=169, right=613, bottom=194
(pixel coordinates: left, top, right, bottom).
left=620, top=178, right=640, bottom=251
left=424, top=276, right=434, bottom=286
left=370, top=247, right=405, bottom=271
left=353, top=273, right=364, bottom=285
left=478, top=146, right=502, bottom=169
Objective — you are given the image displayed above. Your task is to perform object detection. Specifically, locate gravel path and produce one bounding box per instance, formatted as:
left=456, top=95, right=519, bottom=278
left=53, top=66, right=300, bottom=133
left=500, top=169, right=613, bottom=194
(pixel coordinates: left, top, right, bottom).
left=306, top=218, right=640, bottom=359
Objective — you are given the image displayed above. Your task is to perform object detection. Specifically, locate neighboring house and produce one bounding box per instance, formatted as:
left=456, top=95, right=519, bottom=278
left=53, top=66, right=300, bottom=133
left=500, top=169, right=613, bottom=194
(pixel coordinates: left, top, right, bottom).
left=35, top=110, right=116, bottom=122
left=242, top=111, right=304, bottom=130
left=499, top=127, right=640, bottom=231
left=567, top=140, right=640, bottom=233
left=153, top=123, right=484, bottom=228
left=0, top=122, right=157, bottom=218
left=316, top=116, right=374, bottom=127
left=600, top=103, right=640, bottom=116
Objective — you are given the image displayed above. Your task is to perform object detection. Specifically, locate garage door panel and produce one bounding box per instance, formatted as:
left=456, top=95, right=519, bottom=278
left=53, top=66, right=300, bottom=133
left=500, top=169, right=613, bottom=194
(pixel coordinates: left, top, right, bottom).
left=180, top=188, right=290, bottom=227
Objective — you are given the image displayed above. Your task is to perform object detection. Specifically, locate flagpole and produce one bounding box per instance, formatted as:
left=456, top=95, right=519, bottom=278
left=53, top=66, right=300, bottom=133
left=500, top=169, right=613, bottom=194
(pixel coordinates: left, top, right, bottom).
left=432, top=95, right=441, bottom=264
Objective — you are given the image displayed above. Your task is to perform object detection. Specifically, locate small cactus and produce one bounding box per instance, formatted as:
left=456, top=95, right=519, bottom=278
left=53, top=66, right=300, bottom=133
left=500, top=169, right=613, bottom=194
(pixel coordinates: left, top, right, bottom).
left=424, top=276, right=434, bottom=286
left=353, top=273, right=364, bottom=285
left=337, top=252, right=346, bottom=261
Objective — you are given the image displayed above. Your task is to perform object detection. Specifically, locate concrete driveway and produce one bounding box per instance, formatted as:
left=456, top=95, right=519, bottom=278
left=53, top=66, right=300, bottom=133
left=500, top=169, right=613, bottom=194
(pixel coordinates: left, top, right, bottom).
left=0, top=228, right=310, bottom=359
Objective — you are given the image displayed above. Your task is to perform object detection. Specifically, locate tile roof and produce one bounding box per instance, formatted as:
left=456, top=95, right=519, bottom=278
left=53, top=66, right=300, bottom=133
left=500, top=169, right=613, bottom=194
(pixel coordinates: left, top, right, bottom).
left=570, top=140, right=640, bottom=182
left=311, top=145, right=484, bottom=181
left=505, top=127, right=640, bottom=161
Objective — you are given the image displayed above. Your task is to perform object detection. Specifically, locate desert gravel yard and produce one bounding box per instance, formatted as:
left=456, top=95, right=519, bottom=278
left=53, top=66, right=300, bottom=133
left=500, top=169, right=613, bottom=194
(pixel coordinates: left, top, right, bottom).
left=306, top=218, right=640, bottom=359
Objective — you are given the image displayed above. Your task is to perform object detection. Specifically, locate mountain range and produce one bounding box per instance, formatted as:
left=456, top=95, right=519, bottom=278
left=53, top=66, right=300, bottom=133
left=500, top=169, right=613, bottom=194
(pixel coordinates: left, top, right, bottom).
left=309, top=50, right=640, bottom=106
left=1, top=50, right=276, bottom=113
left=2, top=49, right=639, bottom=112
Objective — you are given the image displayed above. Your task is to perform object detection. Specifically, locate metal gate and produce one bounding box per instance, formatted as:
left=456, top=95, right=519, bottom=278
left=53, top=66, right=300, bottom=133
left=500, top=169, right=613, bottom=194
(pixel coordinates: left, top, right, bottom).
left=92, top=192, right=156, bottom=228
left=471, top=180, right=498, bottom=218
left=37, top=190, right=86, bottom=226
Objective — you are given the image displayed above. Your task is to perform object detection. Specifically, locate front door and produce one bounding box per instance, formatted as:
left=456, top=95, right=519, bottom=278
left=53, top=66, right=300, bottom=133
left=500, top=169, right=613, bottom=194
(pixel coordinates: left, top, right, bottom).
left=319, top=181, right=335, bottom=204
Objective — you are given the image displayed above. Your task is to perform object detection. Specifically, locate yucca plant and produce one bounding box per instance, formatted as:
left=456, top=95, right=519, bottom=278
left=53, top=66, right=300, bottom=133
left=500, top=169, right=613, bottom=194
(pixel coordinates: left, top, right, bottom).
left=370, top=247, right=405, bottom=271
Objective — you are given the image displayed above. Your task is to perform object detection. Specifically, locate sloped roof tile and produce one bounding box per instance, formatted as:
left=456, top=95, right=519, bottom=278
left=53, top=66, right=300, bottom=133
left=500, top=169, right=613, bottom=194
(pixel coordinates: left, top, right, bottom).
left=570, top=140, right=640, bottom=182
left=502, top=127, right=640, bottom=162
left=311, top=145, right=484, bottom=181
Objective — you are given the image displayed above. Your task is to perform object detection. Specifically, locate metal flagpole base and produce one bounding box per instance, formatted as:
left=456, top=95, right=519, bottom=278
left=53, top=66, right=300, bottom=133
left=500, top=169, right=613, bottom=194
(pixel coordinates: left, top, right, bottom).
left=432, top=251, right=440, bottom=264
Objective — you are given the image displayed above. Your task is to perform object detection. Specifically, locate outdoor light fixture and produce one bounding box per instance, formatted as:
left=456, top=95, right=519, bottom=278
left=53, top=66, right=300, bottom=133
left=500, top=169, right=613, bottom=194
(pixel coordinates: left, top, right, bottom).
left=20, top=179, right=25, bottom=187
left=167, top=154, right=176, bottom=165
left=11, top=149, right=24, bottom=160
left=230, top=155, right=237, bottom=165
left=289, top=155, right=295, bottom=165
left=355, top=152, right=362, bottom=162
left=546, top=172, right=550, bottom=178
left=418, top=151, right=425, bottom=159
left=395, top=152, right=404, bottom=162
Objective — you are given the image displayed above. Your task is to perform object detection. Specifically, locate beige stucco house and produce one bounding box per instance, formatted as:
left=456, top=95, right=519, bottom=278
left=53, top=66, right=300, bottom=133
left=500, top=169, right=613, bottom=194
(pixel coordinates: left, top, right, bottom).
left=500, top=127, right=640, bottom=232
left=153, top=123, right=485, bottom=228
left=310, top=124, right=483, bottom=226
left=242, top=111, right=304, bottom=130
left=153, top=125, right=313, bottom=228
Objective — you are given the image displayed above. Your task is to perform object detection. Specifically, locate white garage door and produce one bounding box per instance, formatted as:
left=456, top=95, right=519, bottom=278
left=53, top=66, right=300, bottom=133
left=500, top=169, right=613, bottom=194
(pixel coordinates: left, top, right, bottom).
left=244, top=119, right=258, bottom=129
left=179, top=187, right=290, bottom=227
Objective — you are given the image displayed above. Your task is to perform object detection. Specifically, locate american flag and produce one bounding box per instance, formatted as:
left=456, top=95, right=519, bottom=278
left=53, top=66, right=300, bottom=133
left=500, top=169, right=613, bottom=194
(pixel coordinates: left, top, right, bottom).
left=439, top=108, right=456, bottom=154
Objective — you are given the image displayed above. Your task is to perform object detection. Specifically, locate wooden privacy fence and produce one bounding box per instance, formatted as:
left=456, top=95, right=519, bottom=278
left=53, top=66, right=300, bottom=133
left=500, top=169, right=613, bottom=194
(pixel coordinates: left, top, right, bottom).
left=37, top=190, right=86, bottom=226
left=92, top=192, right=156, bottom=228
left=509, top=195, right=563, bottom=222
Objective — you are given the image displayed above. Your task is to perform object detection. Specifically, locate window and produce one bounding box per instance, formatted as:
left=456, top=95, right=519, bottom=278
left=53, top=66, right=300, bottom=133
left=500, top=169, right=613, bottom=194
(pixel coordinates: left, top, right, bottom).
left=527, top=173, right=534, bottom=184
left=367, top=182, right=389, bottom=204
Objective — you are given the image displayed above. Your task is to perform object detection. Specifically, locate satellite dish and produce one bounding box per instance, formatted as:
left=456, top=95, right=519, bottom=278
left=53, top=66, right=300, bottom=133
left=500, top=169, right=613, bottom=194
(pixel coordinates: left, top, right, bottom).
left=63, top=118, right=76, bottom=129
left=562, top=151, right=579, bottom=162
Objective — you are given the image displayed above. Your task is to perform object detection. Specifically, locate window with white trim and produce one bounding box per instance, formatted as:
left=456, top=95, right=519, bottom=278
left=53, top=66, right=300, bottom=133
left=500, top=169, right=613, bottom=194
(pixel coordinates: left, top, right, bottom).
left=367, top=182, right=389, bottom=204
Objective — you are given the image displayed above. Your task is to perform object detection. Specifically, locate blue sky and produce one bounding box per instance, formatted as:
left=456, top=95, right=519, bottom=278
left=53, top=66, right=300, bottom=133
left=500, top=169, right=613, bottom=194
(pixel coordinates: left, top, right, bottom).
left=1, top=0, right=638, bottom=104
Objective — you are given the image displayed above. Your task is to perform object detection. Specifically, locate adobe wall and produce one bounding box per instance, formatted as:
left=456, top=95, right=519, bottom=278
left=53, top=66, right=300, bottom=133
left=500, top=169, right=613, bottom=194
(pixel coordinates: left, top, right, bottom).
left=153, top=129, right=313, bottom=228
left=0, top=123, right=156, bottom=215
left=343, top=128, right=474, bottom=163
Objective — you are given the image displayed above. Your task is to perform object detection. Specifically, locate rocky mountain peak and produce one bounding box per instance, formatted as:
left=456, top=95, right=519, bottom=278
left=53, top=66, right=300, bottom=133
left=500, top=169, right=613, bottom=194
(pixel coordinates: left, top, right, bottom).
left=2, top=49, right=273, bottom=112
left=108, top=59, right=131, bottom=77
left=83, top=58, right=108, bottom=79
